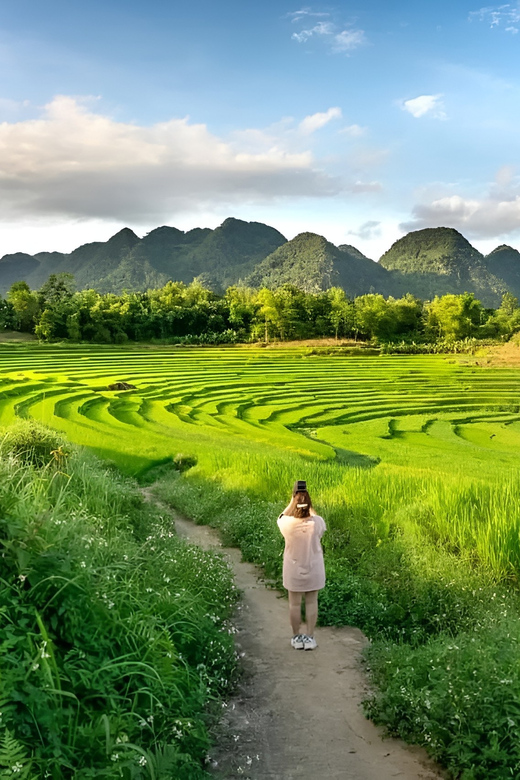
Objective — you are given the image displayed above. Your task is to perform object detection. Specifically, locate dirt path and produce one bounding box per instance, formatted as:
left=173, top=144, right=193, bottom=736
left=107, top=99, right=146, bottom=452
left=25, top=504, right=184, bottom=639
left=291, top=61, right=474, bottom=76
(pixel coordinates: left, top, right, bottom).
left=154, top=500, right=443, bottom=780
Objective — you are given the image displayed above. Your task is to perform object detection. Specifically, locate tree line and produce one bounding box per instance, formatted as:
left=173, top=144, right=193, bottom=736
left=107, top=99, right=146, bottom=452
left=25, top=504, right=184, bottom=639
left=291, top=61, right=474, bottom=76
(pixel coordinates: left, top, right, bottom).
left=1, top=273, right=520, bottom=344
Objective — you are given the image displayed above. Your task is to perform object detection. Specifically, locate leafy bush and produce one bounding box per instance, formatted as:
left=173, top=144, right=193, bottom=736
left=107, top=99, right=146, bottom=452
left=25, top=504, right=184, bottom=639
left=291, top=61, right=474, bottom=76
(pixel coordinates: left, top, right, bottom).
left=0, top=441, right=238, bottom=778
left=173, top=453, right=198, bottom=472
left=365, top=617, right=520, bottom=779
left=0, top=419, right=69, bottom=468
left=379, top=337, right=500, bottom=355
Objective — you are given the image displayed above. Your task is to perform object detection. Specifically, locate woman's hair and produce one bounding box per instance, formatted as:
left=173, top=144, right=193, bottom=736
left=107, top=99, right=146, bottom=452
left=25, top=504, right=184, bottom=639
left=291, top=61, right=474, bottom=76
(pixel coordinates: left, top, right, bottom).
left=285, top=489, right=313, bottom=519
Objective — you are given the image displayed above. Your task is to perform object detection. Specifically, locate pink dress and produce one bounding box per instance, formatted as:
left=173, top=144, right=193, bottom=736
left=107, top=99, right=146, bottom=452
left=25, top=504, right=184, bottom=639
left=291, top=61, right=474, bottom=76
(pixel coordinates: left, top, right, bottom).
left=277, top=513, right=326, bottom=592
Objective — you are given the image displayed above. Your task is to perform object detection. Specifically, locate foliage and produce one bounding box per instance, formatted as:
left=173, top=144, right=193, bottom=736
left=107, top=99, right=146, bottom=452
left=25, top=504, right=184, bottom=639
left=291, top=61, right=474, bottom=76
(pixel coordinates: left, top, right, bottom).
left=365, top=618, right=520, bottom=779
left=4, top=223, right=520, bottom=312
left=7, top=271, right=520, bottom=347
left=0, top=434, right=238, bottom=778
left=0, top=419, right=69, bottom=467
left=7, top=282, right=39, bottom=334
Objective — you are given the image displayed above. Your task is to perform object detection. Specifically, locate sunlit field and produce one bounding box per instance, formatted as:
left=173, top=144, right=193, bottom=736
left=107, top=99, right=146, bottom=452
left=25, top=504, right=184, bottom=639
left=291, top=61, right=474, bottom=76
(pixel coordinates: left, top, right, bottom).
left=1, top=344, right=520, bottom=575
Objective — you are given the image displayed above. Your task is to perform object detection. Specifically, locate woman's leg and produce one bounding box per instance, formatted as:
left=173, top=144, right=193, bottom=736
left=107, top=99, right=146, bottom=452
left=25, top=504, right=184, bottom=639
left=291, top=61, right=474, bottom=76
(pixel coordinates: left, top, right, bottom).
left=288, top=591, right=303, bottom=635
left=304, top=590, right=319, bottom=636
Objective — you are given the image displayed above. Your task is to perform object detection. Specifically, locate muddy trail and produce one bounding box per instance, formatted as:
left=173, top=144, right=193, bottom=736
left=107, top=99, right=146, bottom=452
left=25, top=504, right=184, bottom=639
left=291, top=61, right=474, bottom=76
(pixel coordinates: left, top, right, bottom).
left=148, top=495, right=443, bottom=780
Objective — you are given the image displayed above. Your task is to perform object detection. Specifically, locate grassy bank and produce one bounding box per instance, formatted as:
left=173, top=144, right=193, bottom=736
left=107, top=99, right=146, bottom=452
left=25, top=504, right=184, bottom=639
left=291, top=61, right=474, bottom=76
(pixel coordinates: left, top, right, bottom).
left=0, top=421, right=238, bottom=779
left=152, top=455, right=520, bottom=780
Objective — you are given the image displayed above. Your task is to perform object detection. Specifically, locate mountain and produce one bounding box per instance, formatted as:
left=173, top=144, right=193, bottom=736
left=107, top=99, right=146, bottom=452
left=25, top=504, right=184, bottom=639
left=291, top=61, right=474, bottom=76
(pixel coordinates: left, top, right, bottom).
left=246, top=232, right=394, bottom=296
left=1, top=220, right=520, bottom=306
left=0, top=219, right=287, bottom=295
left=0, top=253, right=41, bottom=291
left=483, top=245, right=520, bottom=299
left=378, top=227, right=507, bottom=306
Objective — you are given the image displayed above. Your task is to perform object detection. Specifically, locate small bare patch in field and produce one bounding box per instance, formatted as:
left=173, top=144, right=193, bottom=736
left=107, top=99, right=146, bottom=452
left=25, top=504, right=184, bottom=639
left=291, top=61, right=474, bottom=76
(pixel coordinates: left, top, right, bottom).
left=0, top=331, right=37, bottom=342
left=480, top=342, right=520, bottom=367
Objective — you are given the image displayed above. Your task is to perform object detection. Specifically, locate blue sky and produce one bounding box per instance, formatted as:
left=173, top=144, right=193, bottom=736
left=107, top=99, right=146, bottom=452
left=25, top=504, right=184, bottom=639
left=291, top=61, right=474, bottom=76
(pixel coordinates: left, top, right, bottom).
left=1, top=0, right=520, bottom=260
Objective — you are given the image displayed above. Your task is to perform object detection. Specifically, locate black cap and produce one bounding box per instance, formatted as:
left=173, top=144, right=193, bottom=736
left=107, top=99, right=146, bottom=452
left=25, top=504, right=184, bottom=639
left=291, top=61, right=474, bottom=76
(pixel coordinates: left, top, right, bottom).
left=293, top=480, right=307, bottom=493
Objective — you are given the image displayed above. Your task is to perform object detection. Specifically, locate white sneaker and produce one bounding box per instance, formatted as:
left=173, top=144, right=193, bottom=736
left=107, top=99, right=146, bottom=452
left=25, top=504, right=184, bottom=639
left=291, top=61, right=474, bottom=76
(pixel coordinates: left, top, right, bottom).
left=303, top=635, right=317, bottom=650
left=291, top=634, right=305, bottom=649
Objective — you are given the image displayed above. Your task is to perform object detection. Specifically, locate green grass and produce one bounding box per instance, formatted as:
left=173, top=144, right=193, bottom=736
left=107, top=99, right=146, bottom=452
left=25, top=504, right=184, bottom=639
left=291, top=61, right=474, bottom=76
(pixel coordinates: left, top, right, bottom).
left=0, top=421, right=239, bottom=778
left=3, top=343, right=520, bottom=777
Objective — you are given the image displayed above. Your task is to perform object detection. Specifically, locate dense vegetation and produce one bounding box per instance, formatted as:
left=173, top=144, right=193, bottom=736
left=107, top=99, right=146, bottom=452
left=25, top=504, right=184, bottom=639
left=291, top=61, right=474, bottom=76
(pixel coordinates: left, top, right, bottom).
left=4, top=342, right=520, bottom=778
left=2, top=221, right=520, bottom=306
left=2, top=272, right=520, bottom=346
left=0, top=420, right=238, bottom=778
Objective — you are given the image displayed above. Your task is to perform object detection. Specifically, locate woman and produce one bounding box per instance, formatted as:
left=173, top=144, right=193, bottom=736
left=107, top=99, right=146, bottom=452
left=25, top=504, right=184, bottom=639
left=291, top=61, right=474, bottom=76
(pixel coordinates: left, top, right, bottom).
left=277, top=480, right=326, bottom=650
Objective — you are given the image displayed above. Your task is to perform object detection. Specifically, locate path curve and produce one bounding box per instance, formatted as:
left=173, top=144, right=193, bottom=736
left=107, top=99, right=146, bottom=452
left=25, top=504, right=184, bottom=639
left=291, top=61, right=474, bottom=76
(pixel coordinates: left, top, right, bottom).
left=152, top=498, right=443, bottom=780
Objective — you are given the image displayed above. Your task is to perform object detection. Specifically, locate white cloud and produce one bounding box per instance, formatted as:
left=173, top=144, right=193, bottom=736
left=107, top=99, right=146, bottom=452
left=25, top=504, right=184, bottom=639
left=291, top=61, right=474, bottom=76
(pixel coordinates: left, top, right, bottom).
left=0, top=96, right=344, bottom=224
left=469, top=3, right=520, bottom=30
left=332, top=29, right=366, bottom=51
left=339, top=124, right=366, bottom=137
left=349, top=181, right=382, bottom=193
left=292, top=21, right=334, bottom=43
left=401, top=94, right=447, bottom=120
left=290, top=9, right=366, bottom=54
left=298, top=107, right=342, bottom=135
left=288, top=8, right=330, bottom=23
left=401, top=172, right=520, bottom=238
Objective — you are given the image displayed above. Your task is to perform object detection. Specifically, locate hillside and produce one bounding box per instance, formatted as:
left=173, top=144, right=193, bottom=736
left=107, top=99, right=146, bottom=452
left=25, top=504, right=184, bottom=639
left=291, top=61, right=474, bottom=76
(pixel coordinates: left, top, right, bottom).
left=0, top=219, right=287, bottom=295
left=246, top=232, right=395, bottom=296
left=2, top=220, right=520, bottom=306
left=379, top=227, right=507, bottom=306
left=483, top=245, right=520, bottom=299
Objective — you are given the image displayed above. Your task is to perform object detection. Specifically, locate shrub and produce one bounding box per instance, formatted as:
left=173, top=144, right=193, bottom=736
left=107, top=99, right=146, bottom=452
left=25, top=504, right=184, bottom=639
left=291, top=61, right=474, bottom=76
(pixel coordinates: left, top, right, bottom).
left=0, top=419, right=69, bottom=468
left=0, top=439, right=238, bottom=778
left=173, top=453, right=198, bottom=472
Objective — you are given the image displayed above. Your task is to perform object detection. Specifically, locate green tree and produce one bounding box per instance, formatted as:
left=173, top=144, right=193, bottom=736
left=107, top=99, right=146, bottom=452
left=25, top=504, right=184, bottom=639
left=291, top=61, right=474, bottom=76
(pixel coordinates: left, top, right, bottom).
left=224, top=286, right=258, bottom=333
left=7, top=282, right=40, bottom=333
left=328, top=287, right=354, bottom=339
left=500, top=292, right=519, bottom=317
left=425, top=293, right=483, bottom=340
left=354, top=294, right=396, bottom=340
left=0, top=295, right=14, bottom=331
left=253, top=288, right=282, bottom=342
left=389, top=294, right=424, bottom=336
left=38, top=273, right=76, bottom=308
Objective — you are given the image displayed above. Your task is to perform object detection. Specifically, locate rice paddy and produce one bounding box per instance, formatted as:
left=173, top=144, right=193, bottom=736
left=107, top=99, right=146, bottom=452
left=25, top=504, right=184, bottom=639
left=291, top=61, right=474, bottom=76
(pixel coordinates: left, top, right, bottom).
left=1, top=345, right=519, bottom=473
left=2, top=343, right=520, bottom=574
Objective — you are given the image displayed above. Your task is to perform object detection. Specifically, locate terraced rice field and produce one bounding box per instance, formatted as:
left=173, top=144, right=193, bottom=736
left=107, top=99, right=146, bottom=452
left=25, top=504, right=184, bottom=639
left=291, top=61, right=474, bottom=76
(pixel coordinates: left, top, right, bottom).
left=3, top=343, right=520, bottom=575
left=1, top=344, right=519, bottom=478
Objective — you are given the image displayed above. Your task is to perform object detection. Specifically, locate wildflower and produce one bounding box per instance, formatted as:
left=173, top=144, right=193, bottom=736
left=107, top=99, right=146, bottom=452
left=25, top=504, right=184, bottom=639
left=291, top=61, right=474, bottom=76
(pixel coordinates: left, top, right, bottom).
left=11, top=763, right=23, bottom=773
left=138, top=756, right=147, bottom=766
left=18, top=574, right=26, bottom=583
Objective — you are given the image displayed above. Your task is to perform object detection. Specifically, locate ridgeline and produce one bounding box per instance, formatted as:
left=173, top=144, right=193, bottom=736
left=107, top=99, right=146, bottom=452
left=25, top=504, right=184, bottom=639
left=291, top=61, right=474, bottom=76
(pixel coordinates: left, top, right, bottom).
left=2, top=220, right=520, bottom=306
